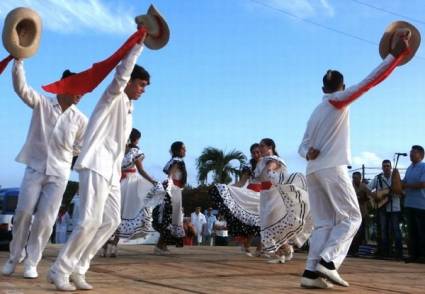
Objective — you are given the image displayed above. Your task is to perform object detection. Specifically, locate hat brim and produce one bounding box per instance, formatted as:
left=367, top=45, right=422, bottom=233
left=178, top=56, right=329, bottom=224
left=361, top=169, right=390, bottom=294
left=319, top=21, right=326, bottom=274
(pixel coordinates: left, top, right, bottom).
left=2, top=7, right=42, bottom=59
left=379, top=20, right=421, bottom=66
left=135, top=5, right=170, bottom=50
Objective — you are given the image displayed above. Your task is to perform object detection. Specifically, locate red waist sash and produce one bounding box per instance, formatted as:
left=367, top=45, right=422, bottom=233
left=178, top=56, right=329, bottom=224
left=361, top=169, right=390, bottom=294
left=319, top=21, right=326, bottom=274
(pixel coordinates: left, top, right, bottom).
left=121, top=168, right=136, bottom=181
left=247, top=181, right=273, bottom=191
left=173, top=179, right=184, bottom=188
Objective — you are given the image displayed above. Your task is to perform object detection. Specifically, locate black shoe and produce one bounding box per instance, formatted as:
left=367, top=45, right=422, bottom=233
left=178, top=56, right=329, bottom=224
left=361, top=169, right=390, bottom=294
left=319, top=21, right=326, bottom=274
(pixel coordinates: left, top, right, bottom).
left=404, top=257, right=418, bottom=263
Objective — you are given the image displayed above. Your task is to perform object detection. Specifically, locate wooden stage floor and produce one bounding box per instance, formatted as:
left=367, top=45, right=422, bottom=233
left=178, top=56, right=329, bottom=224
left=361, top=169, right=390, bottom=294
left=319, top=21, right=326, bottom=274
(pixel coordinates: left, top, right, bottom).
left=1, top=245, right=424, bottom=293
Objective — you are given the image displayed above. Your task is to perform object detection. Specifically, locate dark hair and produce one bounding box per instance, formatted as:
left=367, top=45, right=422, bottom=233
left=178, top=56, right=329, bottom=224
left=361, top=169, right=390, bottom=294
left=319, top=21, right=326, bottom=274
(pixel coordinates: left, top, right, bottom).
left=61, top=69, right=77, bottom=80
left=131, top=64, right=150, bottom=84
left=260, top=138, right=279, bottom=156
left=412, top=145, right=425, bottom=156
left=323, top=70, right=344, bottom=93
left=352, top=171, right=362, bottom=177
left=382, top=159, right=391, bottom=166
left=170, top=141, right=185, bottom=158
left=249, top=143, right=260, bottom=171
left=165, top=142, right=187, bottom=186
left=128, top=128, right=141, bottom=148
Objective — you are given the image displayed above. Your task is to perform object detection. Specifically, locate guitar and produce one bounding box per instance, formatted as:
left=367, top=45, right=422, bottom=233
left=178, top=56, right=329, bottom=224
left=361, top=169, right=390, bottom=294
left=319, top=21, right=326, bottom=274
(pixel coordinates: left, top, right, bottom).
left=374, top=188, right=391, bottom=209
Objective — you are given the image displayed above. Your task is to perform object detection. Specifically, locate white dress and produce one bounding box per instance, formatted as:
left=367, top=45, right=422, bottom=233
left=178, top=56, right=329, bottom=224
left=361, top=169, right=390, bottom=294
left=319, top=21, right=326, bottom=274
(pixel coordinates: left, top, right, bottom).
left=255, top=156, right=313, bottom=253
left=117, top=147, right=165, bottom=239
left=152, top=158, right=186, bottom=240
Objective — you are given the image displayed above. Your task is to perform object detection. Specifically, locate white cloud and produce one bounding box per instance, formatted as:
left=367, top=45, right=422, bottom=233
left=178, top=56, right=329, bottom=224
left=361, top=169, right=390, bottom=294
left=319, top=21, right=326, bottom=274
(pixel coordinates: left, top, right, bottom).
left=352, top=151, right=383, bottom=167
left=265, top=0, right=335, bottom=18
left=0, top=0, right=136, bottom=35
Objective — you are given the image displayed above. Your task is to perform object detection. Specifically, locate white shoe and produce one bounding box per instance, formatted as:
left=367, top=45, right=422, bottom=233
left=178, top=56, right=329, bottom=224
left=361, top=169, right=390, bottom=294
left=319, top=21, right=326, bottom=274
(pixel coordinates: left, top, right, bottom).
left=101, top=247, right=107, bottom=257
left=2, top=259, right=16, bottom=276
left=300, top=277, right=334, bottom=289
left=268, top=255, right=285, bottom=264
left=70, top=273, right=93, bottom=290
left=154, top=246, right=164, bottom=255
left=47, top=269, right=76, bottom=291
left=245, top=251, right=253, bottom=257
left=316, top=263, right=350, bottom=287
left=23, top=265, right=38, bottom=279
left=110, top=245, right=117, bottom=258
left=285, top=246, right=294, bottom=261
left=106, top=244, right=112, bottom=257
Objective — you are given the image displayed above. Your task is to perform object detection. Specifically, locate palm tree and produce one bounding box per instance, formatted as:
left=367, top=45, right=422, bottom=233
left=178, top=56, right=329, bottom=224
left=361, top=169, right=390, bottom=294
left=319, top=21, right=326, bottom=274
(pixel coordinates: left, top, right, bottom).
left=196, top=147, right=247, bottom=185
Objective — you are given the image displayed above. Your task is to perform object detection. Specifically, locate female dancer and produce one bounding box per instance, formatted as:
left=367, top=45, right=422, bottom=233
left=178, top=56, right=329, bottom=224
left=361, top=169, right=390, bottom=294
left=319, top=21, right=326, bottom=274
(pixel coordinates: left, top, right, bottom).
left=152, top=141, right=187, bottom=254
left=103, top=128, right=159, bottom=257
left=210, top=143, right=262, bottom=256
left=255, top=138, right=312, bottom=264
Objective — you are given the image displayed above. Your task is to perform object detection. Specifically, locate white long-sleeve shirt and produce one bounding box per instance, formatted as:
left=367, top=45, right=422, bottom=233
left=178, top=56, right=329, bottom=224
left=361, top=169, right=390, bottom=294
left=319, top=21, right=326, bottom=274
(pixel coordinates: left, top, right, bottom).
left=13, top=60, right=88, bottom=179
left=298, top=54, right=399, bottom=175
left=74, top=44, right=144, bottom=185
left=191, top=212, right=206, bottom=235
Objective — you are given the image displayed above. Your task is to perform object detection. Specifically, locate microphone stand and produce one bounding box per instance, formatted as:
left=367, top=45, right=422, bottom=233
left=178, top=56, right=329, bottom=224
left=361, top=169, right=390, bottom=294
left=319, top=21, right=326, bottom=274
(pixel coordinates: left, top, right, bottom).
left=388, top=153, right=402, bottom=258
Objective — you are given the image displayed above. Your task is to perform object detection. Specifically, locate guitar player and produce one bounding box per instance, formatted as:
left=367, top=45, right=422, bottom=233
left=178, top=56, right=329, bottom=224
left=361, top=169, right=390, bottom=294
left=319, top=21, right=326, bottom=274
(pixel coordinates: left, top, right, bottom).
left=368, top=160, right=403, bottom=259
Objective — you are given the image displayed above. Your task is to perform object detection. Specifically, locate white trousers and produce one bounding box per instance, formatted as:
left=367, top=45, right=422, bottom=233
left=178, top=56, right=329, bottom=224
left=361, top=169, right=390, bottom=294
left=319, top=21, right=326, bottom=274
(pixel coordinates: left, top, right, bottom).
left=51, top=169, right=120, bottom=276
left=305, top=166, right=361, bottom=271
left=9, top=166, right=67, bottom=267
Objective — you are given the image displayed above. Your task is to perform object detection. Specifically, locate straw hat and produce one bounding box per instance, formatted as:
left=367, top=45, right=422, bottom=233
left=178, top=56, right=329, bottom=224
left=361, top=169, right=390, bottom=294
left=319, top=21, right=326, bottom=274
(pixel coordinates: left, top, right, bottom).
left=135, top=5, right=170, bottom=50
left=379, top=20, right=421, bottom=66
left=2, top=7, right=42, bottom=59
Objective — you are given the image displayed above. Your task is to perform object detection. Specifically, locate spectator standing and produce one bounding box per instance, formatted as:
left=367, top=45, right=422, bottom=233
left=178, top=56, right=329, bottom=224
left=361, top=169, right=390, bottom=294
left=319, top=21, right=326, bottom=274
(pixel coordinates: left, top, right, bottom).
left=68, top=191, right=81, bottom=234
left=349, top=172, right=372, bottom=256
left=204, top=208, right=217, bottom=246
left=55, top=206, right=71, bottom=244
left=402, top=145, right=425, bottom=263
left=214, top=214, right=228, bottom=246
left=369, top=160, right=403, bottom=259
left=191, top=207, right=206, bottom=245
left=183, top=217, right=195, bottom=246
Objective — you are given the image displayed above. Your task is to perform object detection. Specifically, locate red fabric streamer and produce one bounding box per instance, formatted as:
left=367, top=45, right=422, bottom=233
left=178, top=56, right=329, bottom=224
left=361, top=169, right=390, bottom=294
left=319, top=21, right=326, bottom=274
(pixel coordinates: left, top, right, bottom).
left=42, top=28, right=147, bottom=95
left=0, top=55, right=13, bottom=75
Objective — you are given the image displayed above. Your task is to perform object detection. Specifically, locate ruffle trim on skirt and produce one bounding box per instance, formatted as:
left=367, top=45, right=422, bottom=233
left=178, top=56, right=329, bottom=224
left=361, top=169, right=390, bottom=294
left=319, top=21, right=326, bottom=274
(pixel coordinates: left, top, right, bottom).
left=261, top=184, right=312, bottom=253
left=209, top=184, right=260, bottom=236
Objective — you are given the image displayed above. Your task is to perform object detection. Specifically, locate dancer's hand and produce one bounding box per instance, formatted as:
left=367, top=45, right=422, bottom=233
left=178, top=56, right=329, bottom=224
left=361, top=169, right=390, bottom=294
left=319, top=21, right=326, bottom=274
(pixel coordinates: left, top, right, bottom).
left=137, top=24, right=147, bottom=44
left=307, top=147, right=320, bottom=160
left=391, top=32, right=410, bottom=57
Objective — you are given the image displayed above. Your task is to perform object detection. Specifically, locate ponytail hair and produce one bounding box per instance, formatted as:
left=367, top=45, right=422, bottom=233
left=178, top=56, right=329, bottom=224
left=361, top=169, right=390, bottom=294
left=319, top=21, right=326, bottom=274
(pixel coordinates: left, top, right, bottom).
left=128, top=128, right=141, bottom=148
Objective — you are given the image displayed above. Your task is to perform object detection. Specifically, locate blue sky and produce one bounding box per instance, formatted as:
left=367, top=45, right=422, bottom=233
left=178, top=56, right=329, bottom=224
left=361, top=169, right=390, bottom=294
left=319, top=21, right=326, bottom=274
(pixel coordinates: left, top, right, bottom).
left=1, top=0, right=424, bottom=187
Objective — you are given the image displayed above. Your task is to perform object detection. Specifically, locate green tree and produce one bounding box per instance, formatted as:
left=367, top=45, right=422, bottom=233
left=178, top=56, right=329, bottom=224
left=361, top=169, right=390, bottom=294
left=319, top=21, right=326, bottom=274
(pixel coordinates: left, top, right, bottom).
left=196, top=147, right=246, bottom=185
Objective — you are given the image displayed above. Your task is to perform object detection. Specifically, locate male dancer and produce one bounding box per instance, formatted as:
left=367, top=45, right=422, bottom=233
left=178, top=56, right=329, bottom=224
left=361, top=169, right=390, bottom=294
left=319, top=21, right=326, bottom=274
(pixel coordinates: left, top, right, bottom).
left=2, top=62, right=87, bottom=279
left=48, top=32, right=150, bottom=291
left=298, top=37, right=409, bottom=288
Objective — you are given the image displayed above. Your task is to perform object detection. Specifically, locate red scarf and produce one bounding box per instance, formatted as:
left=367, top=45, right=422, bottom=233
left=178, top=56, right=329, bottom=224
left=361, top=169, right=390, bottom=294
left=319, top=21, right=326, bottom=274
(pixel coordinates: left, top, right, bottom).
left=41, top=27, right=147, bottom=95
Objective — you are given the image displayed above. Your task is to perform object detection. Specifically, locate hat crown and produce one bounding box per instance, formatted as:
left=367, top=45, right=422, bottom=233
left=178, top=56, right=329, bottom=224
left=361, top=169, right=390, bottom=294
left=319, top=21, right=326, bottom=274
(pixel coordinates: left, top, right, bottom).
left=15, top=18, right=38, bottom=47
